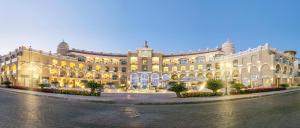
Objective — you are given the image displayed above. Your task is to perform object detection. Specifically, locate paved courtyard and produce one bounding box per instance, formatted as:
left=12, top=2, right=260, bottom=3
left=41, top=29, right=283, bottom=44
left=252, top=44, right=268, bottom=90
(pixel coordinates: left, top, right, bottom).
left=0, top=90, right=300, bottom=128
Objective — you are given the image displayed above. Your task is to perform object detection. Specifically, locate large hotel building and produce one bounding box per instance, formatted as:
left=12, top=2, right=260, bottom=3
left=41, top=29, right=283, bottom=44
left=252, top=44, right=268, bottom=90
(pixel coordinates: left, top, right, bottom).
left=0, top=40, right=299, bottom=91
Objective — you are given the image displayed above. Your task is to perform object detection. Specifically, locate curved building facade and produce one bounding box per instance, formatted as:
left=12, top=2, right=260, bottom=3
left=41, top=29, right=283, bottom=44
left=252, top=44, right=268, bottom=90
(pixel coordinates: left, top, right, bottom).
left=0, top=40, right=297, bottom=91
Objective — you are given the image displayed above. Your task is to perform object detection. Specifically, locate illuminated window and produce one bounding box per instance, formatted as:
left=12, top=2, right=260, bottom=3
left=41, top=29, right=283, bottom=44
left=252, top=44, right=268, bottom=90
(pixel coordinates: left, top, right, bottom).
left=206, top=73, right=213, bottom=79
left=215, top=72, right=221, bottom=79
left=215, top=63, right=220, bottom=70
left=52, top=59, right=58, bottom=65
left=11, top=64, right=16, bottom=72
left=50, top=69, right=58, bottom=76
left=130, top=57, right=138, bottom=64
left=95, top=65, right=101, bottom=71
left=198, top=65, right=203, bottom=71
left=4, top=65, right=9, bottom=72
left=86, top=72, right=93, bottom=79
left=233, top=70, right=239, bottom=77
left=103, top=74, right=110, bottom=79
left=152, top=65, right=159, bottom=72
left=61, top=61, right=66, bottom=67
left=163, top=59, right=170, bottom=65
left=172, top=66, right=177, bottom=72
left=163, top=67, right=169, bottom=72
left=171, top=74, right=178, bottom=80
left=79, top=64, right=84, bottom=69
left=189, top=65, right=194, bottom=71
left=171, top=59, right=178, bottom=64
left=142, top=58, right=148, bottom=65
left=103, top=58, right=110, bottom=64
left=197, top=73, right=203, bottom=78
left=70, top=63, right=75, bottom=69
left=112, top=59, right=119, bottom=65
left=152, top=57, right=159, bottom=64
left=131, top=65, right=137, bottom=72
left=180, top=66, right=186, bottom=71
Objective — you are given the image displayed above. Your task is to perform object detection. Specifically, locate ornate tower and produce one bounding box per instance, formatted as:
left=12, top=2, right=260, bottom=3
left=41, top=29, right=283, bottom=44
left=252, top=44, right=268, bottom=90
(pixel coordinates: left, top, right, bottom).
left=57, top=40, right=69, bottom=56
left=222, top=39, right=235, bottom=55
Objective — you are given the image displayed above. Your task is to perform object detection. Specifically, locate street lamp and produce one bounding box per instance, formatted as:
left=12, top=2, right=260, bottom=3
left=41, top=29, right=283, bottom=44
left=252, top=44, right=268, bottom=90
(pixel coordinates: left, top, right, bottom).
left=224, top=62, right=231, bottom=95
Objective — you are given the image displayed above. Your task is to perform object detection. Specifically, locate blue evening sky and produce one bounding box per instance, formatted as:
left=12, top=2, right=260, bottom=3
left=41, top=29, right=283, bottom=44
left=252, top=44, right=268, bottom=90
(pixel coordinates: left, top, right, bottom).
left=0, top=0, right=299, bottom=56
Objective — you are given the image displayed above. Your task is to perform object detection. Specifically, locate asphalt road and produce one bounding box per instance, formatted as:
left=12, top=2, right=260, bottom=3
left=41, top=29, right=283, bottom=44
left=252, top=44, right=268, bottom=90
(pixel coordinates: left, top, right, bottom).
left=0, top=90, right=300, bottom=128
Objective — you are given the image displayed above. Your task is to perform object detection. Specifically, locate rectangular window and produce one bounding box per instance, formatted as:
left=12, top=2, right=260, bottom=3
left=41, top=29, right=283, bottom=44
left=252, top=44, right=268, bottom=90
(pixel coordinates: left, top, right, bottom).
left=130, top=57, right=138, bottom=64
left=163, top=67, right=169, bottom=72
left=142, top=65, right=148, bottom=71
left=122, top=67, right=127, bottom=72
left=152, top=57, right=160, bottom=65
left=131, top=65, right=137, bottom=72
left=152, top=65, right=159, bottom=72
left=179, top=59, right=188, bottom=64
left=198, top=65, right=203, bottom=70
left=113, top=67, right=118, bottom=72
left=172, top=66, right=177, bottom=72
left=189, top=65, right=194, bottom=71
left=181, top=66, right=186, bottom=71
left=163, top=59, right=170, bottom=65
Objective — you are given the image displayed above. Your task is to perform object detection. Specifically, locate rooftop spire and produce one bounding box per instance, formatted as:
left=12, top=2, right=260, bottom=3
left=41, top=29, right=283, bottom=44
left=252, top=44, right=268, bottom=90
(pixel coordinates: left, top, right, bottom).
left=144, top=40, right=149, bottom=48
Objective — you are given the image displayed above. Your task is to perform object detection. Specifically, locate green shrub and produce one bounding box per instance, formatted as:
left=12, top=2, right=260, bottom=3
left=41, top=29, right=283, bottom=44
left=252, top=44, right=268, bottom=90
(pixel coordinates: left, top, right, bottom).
left=38, top=83, right=49, bottom=89
left=239, top=87, right=286, bottom=94
left=206, top=79, right=224, bottom=93
left=231, top=83, right=244, bottom=92
left=279, top=84, right=289, bottom=88
left=168, top=82, right=188, bottom=98
left=84, top=81, right=104, bottom=95
left=181, top=92, right=223, bottom=97
left=2, top=80, right=12, bottom=88
left=51, top=81, right=59, bottom=86
left=10, top=86, right=101, bottom=96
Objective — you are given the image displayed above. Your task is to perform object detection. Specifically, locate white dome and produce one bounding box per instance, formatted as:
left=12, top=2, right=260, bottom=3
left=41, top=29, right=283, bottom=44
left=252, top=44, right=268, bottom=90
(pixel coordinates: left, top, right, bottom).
left=222, top=40, right=235, bottom=55
left=57, top=40, right=69, bottom=55
left=58, top=41, right=69, bottom=49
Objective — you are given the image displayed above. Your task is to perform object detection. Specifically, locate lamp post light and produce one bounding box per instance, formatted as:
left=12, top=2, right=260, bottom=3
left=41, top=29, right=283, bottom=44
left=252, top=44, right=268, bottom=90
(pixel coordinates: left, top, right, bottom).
left=224, top=62, right=231, bottom=95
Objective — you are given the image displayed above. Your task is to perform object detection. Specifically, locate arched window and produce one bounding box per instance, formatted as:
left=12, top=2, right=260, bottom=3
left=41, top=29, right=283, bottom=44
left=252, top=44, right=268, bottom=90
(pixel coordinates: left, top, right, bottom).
left=171, top=74, right=178, bottom=80
left=275, top=64, right=281, bottom=73
left=232, top=70, right=239, bottom=78
left=206, top=73, right=213, bottom=79
left=112, top=75, right=118, bottom=80
left=233, top=60, right=238, bottom=67
left=215, top=72, right=221, bottom=79
left=215, top=63, right=220, bottom=70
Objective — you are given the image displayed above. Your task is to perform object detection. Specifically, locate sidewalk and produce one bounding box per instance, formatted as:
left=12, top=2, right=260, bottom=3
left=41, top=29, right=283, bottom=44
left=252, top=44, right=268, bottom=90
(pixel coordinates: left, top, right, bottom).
left=0, top=87, right=299, bottom=105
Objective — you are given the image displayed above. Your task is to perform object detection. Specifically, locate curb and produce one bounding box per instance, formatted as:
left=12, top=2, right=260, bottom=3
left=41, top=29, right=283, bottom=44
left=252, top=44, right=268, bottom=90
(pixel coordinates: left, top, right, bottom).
left=137, top=89, right=300, bottom=105
left=0, top=88, right=116, bottom=104
left=0, top=87, right=299, bottom=105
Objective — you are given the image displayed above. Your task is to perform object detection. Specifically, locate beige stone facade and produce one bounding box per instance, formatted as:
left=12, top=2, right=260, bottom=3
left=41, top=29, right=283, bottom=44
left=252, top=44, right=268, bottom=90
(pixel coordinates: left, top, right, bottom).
left=0, top=40, right=297, bottom=91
